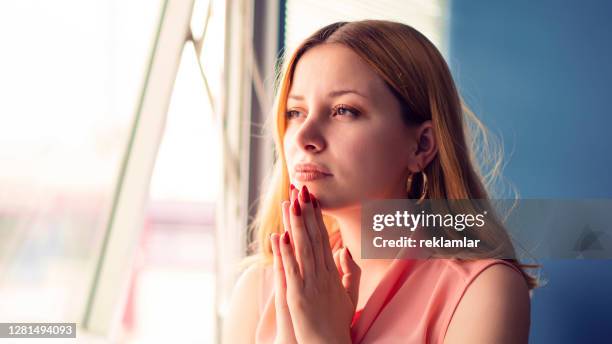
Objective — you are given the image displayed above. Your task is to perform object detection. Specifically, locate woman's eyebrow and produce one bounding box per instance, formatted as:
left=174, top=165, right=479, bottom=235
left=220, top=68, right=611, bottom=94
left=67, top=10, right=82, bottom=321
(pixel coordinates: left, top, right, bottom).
left=329, top=89, right=367, bottom=98
left=288, top=89, right=367, bottom=101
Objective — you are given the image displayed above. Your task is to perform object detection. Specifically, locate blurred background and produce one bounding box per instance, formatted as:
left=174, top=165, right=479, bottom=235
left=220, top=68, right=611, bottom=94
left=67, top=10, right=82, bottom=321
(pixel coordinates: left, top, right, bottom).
left=0, top=0, right=609, bottom=343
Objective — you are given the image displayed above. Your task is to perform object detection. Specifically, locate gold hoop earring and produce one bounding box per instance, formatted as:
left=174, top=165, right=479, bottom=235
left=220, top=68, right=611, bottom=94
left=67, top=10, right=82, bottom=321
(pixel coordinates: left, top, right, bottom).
left=406, top=170, right=428, bottom=204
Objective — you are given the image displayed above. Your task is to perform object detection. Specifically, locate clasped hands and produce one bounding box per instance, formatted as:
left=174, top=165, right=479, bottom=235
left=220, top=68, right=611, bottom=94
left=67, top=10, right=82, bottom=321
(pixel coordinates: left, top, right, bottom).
left=268, top=184, right=361, bottom=344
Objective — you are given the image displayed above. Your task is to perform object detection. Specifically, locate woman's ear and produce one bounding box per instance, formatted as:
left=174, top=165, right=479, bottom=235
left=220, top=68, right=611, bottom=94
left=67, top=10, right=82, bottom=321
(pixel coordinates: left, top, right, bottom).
left=408, top=120, right=437, bottom=171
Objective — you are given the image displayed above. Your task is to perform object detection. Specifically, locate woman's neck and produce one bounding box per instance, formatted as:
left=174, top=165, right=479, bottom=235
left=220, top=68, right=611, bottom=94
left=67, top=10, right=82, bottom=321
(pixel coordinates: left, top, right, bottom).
left=331, top=207, right=394, bottom=272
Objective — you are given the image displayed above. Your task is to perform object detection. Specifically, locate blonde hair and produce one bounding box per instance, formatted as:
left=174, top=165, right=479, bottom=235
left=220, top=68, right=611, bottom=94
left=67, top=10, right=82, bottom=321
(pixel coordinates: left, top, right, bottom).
left=244, top=20, right=539, bottom=289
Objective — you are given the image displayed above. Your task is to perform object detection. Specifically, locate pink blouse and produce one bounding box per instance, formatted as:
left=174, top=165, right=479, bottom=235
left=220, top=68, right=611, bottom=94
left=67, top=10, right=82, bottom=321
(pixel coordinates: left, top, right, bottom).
left=255, top=231, right=525, bottom=343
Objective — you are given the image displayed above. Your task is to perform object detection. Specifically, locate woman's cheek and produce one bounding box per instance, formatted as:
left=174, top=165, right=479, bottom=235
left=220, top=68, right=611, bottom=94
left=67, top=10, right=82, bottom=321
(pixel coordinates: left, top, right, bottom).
left=344, top=149, right=382, bottom=192
left=360, top=144, right=401, bottom=190
left=283, top=137, right=297, bottom=165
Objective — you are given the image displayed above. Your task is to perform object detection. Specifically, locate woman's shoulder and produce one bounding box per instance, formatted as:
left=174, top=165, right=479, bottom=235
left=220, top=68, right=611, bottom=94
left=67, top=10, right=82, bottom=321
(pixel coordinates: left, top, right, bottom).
left=239, top=260, right=274, bottom=307
left=225, top=262, right=265, bottom=317
left=222, top=261, right=272, bottom=343
left=438, top=258, right=530, bottom=305
left=441, top=258, right=531, bottom=343
left=233, top=260, right=274, bottom=298
left=428, top=258, right=526, bottom=285
left=236, top=261, right=265, bottom=287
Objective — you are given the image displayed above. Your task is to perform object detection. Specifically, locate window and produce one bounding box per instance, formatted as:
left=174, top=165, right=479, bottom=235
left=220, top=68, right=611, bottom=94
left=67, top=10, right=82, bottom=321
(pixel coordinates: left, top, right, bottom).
left=0, top=0, right=161, bottom=324
left=118, top=4, right=224, bottom=340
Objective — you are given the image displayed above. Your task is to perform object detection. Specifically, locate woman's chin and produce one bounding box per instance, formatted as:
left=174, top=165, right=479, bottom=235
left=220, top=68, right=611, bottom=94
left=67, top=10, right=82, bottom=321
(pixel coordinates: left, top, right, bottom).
left=318, top=198, right=362, bottom=214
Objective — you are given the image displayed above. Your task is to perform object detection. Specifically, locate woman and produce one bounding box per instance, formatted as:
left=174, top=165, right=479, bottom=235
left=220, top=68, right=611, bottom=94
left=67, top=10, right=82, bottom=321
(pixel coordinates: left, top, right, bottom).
left=223, top=20, right=538, bottom=343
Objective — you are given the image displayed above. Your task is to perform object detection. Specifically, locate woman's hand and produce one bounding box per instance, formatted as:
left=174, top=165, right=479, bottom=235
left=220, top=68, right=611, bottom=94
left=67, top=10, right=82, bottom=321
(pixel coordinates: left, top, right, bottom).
left=269, top=232, right=298, bottom=344
left=271, top=185, right=361, bottom=344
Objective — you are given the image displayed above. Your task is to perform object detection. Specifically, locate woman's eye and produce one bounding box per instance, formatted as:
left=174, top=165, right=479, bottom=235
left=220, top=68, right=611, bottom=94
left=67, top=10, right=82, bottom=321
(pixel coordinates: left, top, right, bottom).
left=286, top=105, right=359, bottom=120
left=333, top=105, right=359, bottom=118
left=286, top=110, right=301, bottom=119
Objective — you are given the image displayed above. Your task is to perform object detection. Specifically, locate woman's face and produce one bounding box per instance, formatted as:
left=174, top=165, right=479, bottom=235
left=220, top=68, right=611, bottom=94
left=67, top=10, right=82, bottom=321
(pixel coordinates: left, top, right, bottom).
left=283, top=43, right=422, bottom=211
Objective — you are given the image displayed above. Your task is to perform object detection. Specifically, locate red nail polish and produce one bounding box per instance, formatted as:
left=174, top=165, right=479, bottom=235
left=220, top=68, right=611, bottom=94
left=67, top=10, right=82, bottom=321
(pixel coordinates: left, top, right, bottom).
left=290, top=183, right=295, bottom=191
left=292, top=198, right=301, bottom=216
left=312, top=195, right=318, bottom=208
left=283, top=231, right=291, bottom=245
left=301, top=185, right=310, bottom=203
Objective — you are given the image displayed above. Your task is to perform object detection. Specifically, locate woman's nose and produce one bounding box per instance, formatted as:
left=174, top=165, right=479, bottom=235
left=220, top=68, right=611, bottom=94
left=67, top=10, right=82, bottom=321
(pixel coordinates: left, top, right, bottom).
left=294, top=114, right=326, bottom=153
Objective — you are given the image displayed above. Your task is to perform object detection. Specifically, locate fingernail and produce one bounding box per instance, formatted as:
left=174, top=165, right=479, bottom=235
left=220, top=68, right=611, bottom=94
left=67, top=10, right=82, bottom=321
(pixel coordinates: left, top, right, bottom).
left=290, top=183, right=295, bottom=191
left=283, top=231, right=291, bottom=245
left=301, top=185, right=310, bottom=203
left=292, top=198, right=301, bottom=216
left=312, top=195, right=318, bottom=208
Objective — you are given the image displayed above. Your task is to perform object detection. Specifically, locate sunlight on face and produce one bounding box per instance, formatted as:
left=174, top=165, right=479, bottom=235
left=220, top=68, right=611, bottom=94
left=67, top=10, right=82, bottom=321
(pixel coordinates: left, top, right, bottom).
left=283, top=43, right=417, bottom=211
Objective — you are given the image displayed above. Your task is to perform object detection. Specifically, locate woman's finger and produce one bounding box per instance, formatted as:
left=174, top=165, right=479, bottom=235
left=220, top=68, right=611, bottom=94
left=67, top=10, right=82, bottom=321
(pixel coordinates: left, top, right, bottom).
left=298, top=186, right=326, bottom=277
left=311, top=194, right=335, bottom=273
left=289, top=187, right=299, bottom=249
left=279, top=230, right=303, bottom=292
left=270, top=233, right=295, bottom=338
left=340, top=247, right=361, bottom=308
left=286, top=185, right=295, bottom=246
left=281, top=201, right=293, bottom=249
left=290, top=186, right=298, bottom=209
left=289, top=193, right=316, bottom=279
left=333, top=249, right=344, bottom=277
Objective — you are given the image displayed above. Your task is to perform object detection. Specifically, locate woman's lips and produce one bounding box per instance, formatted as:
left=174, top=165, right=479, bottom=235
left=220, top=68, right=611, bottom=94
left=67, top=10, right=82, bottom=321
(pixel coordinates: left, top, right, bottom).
left=294, top=171, right=332, bottom=181
left=293, top=162, right=333, bottom=181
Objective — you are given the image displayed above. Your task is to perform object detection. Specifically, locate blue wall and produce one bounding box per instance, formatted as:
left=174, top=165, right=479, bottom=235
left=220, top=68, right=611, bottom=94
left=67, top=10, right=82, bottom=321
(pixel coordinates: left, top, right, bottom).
left=449, top=0, right=612, bottom=198
left=449, top=1, right=612, bottom=342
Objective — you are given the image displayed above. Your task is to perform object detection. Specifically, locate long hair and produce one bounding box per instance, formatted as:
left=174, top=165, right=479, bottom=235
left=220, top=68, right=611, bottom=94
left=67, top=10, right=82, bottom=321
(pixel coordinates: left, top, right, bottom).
left=245, top=20, right=539, bottom=289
